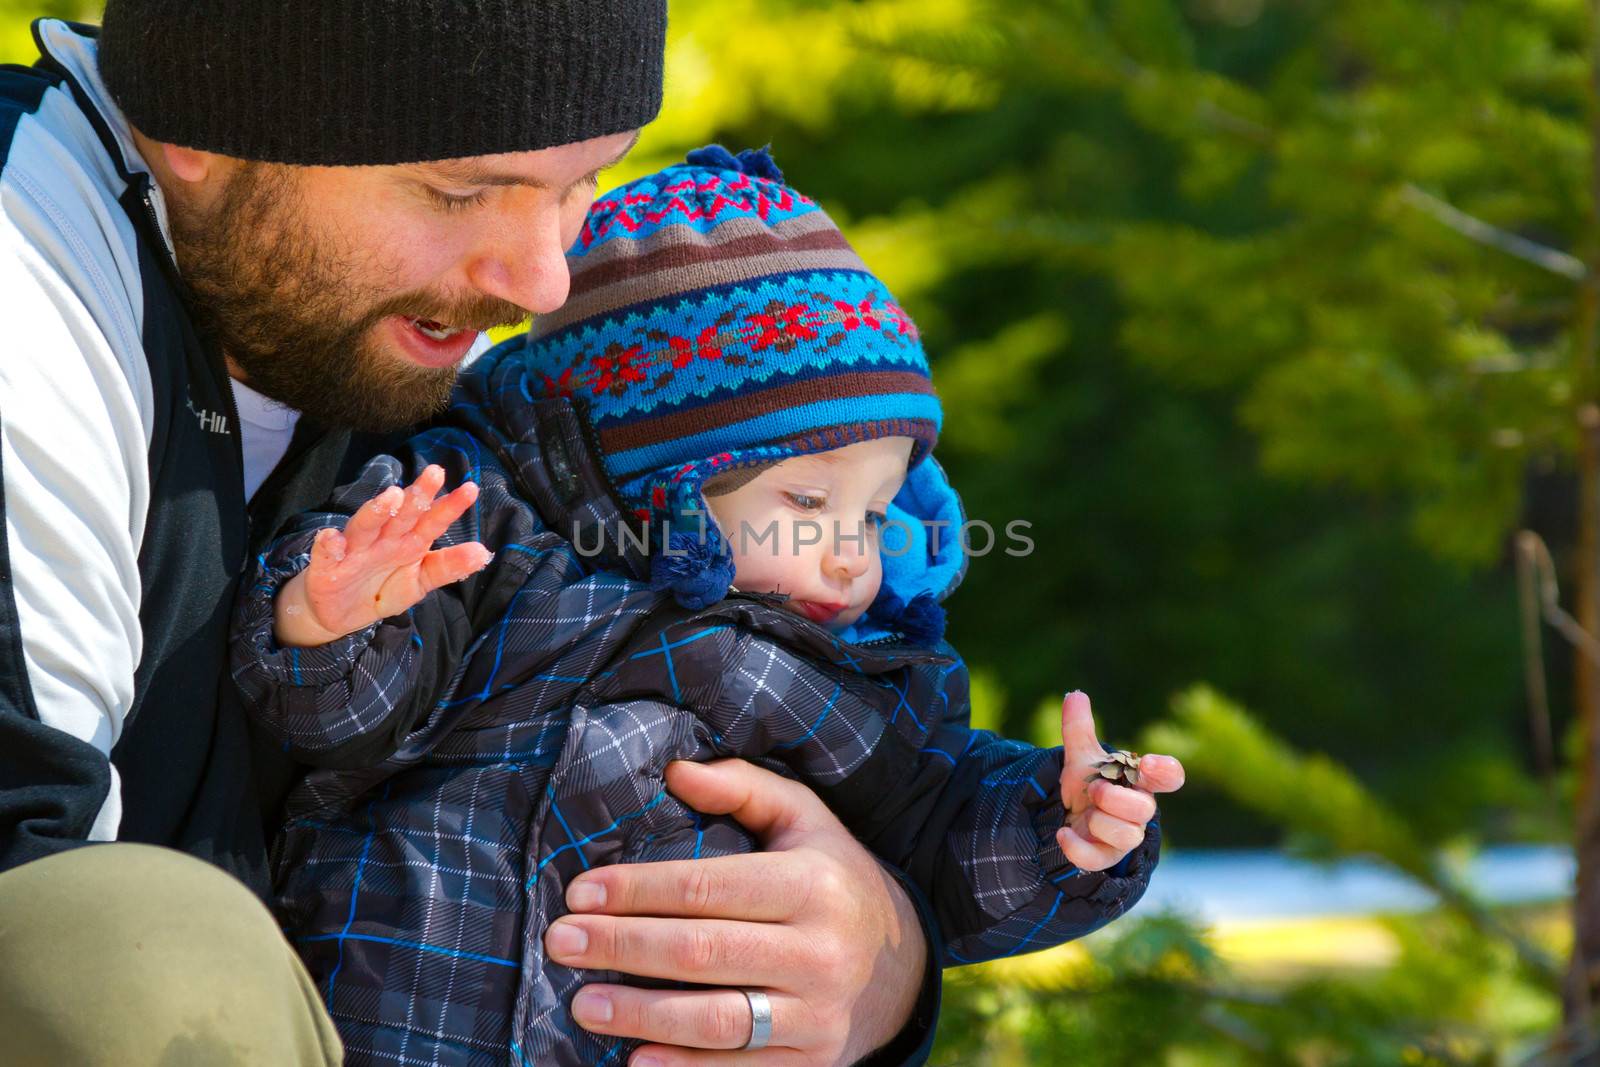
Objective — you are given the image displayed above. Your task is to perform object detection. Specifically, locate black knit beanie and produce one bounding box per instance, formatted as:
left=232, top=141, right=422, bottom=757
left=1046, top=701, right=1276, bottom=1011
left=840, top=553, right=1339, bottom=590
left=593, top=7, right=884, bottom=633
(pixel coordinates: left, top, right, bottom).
left=97, top=1, right=667, bottom=166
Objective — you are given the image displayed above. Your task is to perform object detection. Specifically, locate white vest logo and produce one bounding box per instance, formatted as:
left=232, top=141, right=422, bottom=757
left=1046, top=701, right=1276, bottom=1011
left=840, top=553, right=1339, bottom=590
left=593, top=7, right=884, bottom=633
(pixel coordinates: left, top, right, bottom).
left=188, top=396, right=230, bottom=435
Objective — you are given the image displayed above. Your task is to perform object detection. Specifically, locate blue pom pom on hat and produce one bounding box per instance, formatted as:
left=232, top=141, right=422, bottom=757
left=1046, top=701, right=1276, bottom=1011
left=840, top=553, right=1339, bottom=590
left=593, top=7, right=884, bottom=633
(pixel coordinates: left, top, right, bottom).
left=649, top=528, right=738, bottom=611
left=683, top=143, right=785, bottom=183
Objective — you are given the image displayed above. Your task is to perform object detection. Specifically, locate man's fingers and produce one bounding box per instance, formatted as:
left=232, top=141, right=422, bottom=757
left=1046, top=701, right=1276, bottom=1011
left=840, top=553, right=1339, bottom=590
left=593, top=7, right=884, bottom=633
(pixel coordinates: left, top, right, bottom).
left=1061, top=691, right=1102, bottom=760
left=1084, top=809, right=1146, bottom=853
left=343, top=485, right=405, bottom=554
left=1087, top=780, right=1157, bottom=825
left=628, top=1046, right=812, bottom=1067
left=1135, top=753, right=1186, bottom=794
left=565, top=851, right=812, bottom=922
left=1057, top=824, right=1123, bottom=872
left=569, top=985, right=812, bottom=1057
left=546, top=915, right=807, bottom=987
left=410, top=482, right=480, bottom=546
left=664, top=759, right=840, bottom=848
left=418, top=543, right=492, bottom=594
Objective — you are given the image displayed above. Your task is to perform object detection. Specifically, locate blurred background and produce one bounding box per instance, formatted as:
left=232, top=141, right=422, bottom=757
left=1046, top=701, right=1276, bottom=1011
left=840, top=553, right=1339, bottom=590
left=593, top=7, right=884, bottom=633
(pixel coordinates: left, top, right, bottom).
left=10, top=1, right=1600, bottom=1063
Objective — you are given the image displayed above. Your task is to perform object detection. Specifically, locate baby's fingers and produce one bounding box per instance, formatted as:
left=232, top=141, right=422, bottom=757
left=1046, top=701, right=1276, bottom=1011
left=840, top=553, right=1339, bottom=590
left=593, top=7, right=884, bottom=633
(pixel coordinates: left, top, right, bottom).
left=307, top=526, right=348, bottom=573
left=1084, top=809, right=1146, bottom=853
left=1134, top=754, right=1186, bottom=794
left=380, top=465, right=449, bottom=544
left=418, top=542, right=493, bottom=595
left=1086, top=779, right=1157, bottom=825
left=1060, top=691, right=1103, bottom=763
left=1056, top=824, right=1125, bottom=873
left=410, top=482, right=480, bottom=547
left=344, top=485, right=406, bottom=554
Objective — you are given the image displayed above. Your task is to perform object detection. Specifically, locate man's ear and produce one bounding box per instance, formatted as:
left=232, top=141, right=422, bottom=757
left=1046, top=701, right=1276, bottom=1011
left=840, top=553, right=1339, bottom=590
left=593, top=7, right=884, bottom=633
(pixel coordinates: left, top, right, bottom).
left=158, top=142, right=225, bottom=184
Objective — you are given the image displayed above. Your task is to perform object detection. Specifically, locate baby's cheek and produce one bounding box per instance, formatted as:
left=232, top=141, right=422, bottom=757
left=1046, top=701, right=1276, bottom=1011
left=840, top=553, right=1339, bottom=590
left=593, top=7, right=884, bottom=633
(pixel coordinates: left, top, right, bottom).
left=861, top=553, right=884, bottom=605
left=726, top=537, right=790, bottom=595
left=726, top=544, right=761, bottom=592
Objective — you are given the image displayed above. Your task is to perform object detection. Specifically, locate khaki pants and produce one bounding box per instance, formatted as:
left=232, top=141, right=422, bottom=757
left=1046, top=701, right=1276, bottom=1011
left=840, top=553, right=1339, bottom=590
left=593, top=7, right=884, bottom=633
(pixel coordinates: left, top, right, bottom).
left=0, top=843, right=343, bottom=1066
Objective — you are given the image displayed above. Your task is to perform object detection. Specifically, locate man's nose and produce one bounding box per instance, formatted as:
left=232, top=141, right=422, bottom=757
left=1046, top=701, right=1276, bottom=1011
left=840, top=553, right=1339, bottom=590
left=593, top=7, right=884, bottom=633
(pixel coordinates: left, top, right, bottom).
left=464, top=209, right=572, bottom=316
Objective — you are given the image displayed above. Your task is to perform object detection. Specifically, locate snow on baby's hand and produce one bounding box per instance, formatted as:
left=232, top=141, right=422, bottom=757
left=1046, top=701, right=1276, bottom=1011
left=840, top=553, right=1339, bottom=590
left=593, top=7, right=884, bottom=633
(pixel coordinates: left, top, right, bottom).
left=274, top=465, right=491, bottom=648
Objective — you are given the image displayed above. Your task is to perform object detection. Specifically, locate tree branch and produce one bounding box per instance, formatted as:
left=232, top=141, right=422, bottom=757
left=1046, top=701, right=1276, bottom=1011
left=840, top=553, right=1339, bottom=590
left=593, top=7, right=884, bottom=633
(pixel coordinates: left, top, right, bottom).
left=1083, top=12, right=1585, bottom=283
left=1521, top=529, right=1600, bottom=671
left=1399, top=184, right=1589, bottom=282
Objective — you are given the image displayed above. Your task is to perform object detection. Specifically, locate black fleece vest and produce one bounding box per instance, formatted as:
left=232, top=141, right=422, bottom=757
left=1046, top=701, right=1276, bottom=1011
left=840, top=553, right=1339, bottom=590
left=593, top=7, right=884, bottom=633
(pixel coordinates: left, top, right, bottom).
left=0, top=33, right=360, bottom=895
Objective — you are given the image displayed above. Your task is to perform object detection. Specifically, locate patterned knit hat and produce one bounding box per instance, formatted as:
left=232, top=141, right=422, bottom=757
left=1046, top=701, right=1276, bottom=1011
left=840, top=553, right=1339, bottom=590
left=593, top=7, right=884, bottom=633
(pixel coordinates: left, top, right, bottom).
left=521, top=146, right=956, bottom=640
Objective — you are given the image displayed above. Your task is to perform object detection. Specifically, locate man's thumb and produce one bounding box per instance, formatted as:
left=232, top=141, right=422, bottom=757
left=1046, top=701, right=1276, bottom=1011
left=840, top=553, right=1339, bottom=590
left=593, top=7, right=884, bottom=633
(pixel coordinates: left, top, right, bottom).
left=664, top=758, right=835, bottom=848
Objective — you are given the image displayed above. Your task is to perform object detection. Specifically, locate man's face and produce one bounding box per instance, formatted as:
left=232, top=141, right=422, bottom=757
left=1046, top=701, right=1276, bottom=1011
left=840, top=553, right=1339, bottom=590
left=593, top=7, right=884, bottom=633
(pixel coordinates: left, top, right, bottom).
left=166, top=131, right=638, bottom=431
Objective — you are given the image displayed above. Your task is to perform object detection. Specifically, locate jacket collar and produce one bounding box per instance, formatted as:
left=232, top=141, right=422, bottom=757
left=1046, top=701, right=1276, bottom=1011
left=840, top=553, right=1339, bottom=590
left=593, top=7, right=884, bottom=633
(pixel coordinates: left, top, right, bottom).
left=30, top=19, right=177, bottom=253
left=445, top=342, right=654, bottom=583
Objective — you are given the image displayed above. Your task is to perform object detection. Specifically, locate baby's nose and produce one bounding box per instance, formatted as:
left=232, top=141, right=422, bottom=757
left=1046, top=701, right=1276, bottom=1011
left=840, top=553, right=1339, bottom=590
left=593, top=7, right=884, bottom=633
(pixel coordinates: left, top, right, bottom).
left=825, top=531, right=872, bottom=580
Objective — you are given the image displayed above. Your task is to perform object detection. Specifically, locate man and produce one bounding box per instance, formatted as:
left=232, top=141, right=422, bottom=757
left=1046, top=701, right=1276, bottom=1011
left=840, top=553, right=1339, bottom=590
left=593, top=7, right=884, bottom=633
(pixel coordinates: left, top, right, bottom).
left=0, top=4, right=969, bottom=1063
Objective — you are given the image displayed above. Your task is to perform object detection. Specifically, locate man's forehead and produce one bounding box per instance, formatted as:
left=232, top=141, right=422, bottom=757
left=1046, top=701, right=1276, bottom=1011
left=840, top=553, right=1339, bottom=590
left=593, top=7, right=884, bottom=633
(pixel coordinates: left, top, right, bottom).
left=408, top=131, right=640, bottom=188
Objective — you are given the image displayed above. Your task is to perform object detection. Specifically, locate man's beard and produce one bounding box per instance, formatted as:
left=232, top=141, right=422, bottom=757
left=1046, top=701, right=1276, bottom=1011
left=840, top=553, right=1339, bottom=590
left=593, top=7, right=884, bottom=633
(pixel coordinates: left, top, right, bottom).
left=167, top=162, right=528, bottom=432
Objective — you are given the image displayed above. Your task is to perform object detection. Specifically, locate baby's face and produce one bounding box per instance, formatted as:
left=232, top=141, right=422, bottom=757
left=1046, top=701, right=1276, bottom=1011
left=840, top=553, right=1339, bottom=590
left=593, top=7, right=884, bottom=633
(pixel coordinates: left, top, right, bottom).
left=704, top=436, right=915, bottom=629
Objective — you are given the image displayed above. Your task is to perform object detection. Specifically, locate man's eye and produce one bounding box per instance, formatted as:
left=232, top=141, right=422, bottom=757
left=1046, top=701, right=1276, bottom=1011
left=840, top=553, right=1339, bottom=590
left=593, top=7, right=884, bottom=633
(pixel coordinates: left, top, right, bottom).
left=426, top=187, right=490, bottom=212
left=562, top=170, right=604, bottom=202
left=784, top=492, right=826, bottom=511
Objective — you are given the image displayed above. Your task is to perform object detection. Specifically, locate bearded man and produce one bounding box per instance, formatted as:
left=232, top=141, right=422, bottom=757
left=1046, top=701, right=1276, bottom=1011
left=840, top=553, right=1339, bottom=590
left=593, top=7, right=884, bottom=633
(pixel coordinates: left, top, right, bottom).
left=0, top=6, right=941, bottom=1064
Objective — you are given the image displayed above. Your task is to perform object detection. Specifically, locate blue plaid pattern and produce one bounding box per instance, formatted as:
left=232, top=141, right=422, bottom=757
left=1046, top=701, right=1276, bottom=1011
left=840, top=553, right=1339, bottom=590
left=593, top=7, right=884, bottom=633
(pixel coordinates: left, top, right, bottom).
left=230, top=343, right=1160, bottom=1066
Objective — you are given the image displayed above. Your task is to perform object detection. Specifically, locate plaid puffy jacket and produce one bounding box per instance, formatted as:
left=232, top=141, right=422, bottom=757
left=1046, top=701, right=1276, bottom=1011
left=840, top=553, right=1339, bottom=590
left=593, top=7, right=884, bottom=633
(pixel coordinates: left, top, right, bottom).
left=231, top=343, right=1160, bottom=1067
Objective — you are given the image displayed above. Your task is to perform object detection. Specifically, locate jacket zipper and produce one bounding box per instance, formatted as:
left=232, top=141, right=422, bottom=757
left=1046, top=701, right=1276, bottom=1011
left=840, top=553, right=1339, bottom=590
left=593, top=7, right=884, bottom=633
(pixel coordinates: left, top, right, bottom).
left=729, top=595, right=950, bottom=663
left=139, top=184, right=170, bottom=266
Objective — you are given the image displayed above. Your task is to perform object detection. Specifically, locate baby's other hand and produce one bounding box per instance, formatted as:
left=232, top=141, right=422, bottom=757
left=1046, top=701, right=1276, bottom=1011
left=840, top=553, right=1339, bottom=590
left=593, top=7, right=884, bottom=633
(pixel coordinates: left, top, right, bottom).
left=274, top=465, right=491, bottom=647
left=1057, top=690, right=1185, bottom=871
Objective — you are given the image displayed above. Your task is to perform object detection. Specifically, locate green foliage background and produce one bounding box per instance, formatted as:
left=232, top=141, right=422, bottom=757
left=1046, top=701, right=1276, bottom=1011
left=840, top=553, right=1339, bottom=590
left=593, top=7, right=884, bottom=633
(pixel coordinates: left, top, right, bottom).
left=5, top=2, right=1588, bottom=1061
left=0, top=0, right=1547, bottom=850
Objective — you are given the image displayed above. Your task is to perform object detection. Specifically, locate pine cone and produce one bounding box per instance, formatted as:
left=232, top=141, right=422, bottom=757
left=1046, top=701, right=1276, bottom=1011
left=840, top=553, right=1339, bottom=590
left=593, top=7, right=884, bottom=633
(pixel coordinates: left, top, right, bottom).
left=1086, top=750, right=1143, bottom=788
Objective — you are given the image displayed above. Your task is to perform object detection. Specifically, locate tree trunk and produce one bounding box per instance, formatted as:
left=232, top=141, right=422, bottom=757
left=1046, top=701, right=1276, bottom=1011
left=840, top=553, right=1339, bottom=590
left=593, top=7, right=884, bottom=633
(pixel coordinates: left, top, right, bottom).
left=1563, top=11, right=1600, bottom=1050
left=1570, top=398, right=1600, bottom=1057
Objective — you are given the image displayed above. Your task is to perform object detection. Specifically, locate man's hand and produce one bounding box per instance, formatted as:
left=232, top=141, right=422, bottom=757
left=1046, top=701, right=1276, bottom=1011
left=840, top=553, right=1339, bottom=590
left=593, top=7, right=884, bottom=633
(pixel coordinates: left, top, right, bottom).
left=1058, top=690, right=1185, bottom=870
left=544, top=759, right=927, bottom=1066
left=274, top=465, right=490, bottom=647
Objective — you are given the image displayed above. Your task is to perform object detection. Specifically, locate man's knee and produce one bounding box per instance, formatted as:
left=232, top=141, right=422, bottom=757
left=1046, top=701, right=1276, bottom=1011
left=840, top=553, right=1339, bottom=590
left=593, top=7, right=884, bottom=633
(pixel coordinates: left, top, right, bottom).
left=0, top=843, right=341, bottom=1066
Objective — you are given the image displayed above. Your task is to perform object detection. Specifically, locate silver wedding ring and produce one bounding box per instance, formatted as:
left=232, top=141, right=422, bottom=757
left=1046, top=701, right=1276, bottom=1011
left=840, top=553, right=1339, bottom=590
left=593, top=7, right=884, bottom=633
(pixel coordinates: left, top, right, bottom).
left=741, top=989, right=773, bottom=1051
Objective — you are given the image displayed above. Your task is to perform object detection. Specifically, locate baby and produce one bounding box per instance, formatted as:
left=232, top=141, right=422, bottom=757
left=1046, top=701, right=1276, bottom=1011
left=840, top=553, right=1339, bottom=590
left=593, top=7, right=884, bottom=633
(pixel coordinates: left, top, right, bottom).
left=232, top=146, right=1181, bottom=1067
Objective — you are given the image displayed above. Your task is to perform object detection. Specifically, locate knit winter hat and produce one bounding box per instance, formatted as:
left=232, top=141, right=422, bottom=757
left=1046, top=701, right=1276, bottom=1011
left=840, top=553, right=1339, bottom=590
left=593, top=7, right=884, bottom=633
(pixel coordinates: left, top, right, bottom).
left=521, top=146, right=959, bottom=643
left=527, top=145, right=940, bottom=484
left=97, top=0, right=667, bottom=166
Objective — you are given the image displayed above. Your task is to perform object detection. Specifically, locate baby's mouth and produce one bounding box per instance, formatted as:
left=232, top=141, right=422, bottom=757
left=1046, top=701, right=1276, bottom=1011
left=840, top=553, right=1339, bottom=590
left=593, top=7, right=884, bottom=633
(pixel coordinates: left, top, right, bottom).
left=795, top=601, right=847, bottom=625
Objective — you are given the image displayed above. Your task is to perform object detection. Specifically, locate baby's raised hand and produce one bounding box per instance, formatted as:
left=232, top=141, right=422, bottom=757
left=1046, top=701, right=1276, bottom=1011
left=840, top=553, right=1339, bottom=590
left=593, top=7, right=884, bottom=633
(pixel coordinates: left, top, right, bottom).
left=274, top=465, right=492, bottom=647
left=1057, top=690, right=1185, bottom=871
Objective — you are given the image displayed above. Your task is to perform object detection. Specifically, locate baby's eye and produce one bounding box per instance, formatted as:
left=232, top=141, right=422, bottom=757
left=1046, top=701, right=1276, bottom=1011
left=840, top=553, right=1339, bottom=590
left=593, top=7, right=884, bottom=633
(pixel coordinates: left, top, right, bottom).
left=784, top=492, right=826, bottom=512
left=867, top=510, right=889, bottom=529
